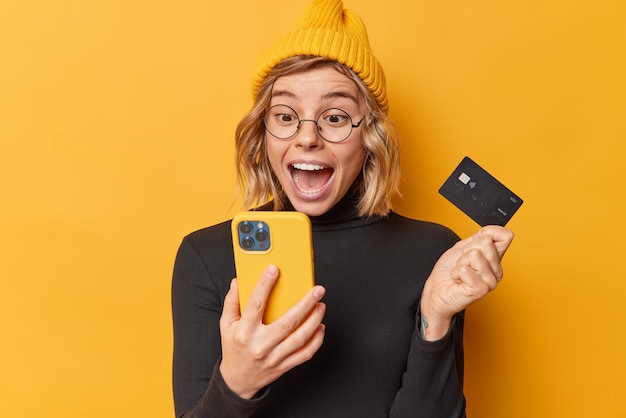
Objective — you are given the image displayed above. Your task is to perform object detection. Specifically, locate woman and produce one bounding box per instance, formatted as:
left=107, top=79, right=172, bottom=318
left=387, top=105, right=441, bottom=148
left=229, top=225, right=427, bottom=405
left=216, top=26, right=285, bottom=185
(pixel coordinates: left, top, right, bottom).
left=172, top=1, right=513, bottom=417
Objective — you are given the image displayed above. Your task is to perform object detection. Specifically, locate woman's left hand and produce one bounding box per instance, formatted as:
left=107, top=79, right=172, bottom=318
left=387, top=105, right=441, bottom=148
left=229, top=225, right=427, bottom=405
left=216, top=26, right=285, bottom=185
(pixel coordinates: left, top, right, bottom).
left=420, top=225, right=514, bottom=340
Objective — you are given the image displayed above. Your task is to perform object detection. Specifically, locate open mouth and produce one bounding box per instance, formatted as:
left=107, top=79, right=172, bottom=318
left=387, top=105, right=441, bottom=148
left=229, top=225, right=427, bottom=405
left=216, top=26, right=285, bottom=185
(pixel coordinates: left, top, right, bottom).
left=290, top=163, right=334, bottom=194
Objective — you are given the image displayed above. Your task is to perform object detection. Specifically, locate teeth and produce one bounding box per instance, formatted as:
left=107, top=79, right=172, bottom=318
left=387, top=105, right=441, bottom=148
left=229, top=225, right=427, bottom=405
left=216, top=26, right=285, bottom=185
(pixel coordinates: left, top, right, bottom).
left=292, top=163, right=326, bottom=171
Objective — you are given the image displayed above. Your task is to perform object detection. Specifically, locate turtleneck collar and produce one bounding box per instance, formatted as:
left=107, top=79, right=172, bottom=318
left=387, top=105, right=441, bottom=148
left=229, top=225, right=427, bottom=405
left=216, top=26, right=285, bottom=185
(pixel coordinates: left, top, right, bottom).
left=279, top=187, right=386, bottom=231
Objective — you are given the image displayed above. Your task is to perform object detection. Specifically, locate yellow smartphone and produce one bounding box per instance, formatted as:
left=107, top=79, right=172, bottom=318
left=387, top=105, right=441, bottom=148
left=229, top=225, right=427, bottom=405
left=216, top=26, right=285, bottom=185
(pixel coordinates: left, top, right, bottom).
left=231, top=211, right=315, bottom=324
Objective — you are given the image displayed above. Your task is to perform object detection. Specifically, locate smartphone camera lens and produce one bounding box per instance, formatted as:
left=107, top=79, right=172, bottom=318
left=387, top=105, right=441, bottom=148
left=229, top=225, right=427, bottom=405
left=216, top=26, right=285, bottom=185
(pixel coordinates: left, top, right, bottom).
left=239, top=222, right=253, bottom=235
left=241, top=237, right=254, bottom=250
left=255, top=230, right=268, bottom=242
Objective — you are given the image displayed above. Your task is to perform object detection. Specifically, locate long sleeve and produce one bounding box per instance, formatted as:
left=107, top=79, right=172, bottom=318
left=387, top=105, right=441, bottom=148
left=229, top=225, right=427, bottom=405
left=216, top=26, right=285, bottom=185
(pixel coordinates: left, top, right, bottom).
left=172, top=210, right=467, bottom=417
left=390, top=310, right=466, bottom=418
left=172, top=225, right=265, bottom=418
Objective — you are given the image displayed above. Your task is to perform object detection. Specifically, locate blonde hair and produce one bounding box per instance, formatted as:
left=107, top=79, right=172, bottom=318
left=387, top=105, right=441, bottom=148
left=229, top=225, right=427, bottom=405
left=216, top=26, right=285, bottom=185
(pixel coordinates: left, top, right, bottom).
left=235, top=56, right=401, bottom=217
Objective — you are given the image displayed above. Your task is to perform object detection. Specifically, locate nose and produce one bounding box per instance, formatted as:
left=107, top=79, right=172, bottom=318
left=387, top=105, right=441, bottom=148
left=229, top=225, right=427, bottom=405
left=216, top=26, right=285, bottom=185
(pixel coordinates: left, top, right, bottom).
left=295, top=119, right=323, bottom=148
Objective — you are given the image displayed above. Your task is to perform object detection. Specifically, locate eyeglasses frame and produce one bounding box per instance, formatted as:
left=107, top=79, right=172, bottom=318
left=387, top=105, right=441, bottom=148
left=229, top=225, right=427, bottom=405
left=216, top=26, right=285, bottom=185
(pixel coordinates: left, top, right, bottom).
left=261, top=104, right=364, bottom=143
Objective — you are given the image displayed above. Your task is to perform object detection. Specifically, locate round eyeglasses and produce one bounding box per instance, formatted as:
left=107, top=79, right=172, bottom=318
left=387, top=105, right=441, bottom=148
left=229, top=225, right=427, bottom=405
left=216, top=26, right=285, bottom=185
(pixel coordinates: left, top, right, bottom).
left=261, top=104, right=364, bottom=143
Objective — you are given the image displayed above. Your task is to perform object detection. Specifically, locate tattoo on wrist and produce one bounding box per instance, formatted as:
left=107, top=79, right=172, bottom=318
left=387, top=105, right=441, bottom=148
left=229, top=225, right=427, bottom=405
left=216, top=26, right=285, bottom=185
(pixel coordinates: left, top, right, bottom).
left=420, top=315, right=429, bottom=339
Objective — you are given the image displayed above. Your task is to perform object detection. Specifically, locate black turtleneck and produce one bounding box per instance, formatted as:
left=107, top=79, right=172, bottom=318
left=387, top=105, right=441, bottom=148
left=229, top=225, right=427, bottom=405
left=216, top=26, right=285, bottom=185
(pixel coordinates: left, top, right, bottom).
left=172, top=195, right=466, bottom=418
left=258, top=185, right=363, bottom=225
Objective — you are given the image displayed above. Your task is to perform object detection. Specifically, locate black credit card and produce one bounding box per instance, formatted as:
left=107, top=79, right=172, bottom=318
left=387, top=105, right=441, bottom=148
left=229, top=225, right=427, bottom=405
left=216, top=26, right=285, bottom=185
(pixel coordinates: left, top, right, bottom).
left=438, top=157, right=523, bottom=226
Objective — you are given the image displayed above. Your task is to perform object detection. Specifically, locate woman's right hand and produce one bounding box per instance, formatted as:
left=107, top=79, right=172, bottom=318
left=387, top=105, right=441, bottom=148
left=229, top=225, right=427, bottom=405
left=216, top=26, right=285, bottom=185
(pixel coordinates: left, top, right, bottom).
left=219, top=264, right=327, bottom=399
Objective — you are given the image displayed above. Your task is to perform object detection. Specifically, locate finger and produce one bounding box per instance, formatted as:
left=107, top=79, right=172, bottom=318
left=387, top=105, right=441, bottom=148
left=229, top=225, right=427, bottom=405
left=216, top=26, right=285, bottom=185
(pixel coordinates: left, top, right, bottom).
left=240, top=264, right=280, bottom=324
left=265, top=285, right=326, bottom=346
left=280, top=300, right=326, bottom=346
left=461, top=237, right=503, bottom=280
left=451, top=253, right=499, bottom=298
left=220, top=279, right=242, bottom=327
left=476, top=226, right=514, bottom=257
left=240, top=299, right=325, bottom=375
left=266, top=304, right=326, bottom=371
left=276, top=323, right=326, bottom=373
left=454, top=243, right=502, bottom=287
left=452, top=263, right=497, bottom=300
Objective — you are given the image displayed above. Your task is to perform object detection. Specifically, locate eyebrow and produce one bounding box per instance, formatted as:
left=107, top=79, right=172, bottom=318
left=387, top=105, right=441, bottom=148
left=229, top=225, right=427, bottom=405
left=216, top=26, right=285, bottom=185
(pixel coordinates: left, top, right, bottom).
left=271, top=90, right=298, bottom=100
left=321, top=91, right=359, bottom=104
left=271, top=90, right=359, bottom=105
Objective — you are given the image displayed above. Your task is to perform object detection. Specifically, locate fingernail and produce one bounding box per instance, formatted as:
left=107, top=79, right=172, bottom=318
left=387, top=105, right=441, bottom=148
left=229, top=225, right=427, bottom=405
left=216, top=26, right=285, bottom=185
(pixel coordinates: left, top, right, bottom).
left=313, top=286, right=325, bottom=299
left=267, top=264, right=278, bottom=275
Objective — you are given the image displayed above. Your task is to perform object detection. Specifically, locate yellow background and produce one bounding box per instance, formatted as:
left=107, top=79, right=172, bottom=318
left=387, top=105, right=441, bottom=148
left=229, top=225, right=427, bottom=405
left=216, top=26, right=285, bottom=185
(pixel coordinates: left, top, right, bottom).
left=1, top=0, right=624, bottom=416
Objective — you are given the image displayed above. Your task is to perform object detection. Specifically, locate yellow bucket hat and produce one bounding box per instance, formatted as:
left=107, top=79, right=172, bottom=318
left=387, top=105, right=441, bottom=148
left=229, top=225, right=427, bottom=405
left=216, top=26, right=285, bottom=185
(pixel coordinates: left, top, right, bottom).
left=251, top=0, right=388, bottom=113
